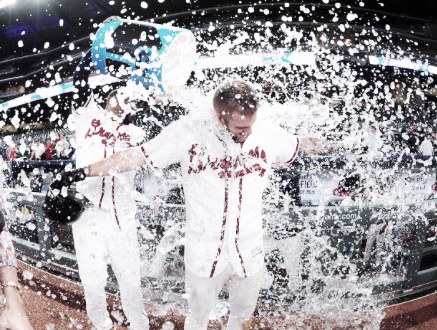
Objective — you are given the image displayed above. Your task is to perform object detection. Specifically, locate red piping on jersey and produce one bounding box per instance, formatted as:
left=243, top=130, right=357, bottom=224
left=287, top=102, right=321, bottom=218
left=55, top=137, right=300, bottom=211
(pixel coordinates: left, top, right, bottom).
left=85, top=96, right=92, bottom=108
left=112, top=176, right=120, bottom=228
left=210, top=177, right=229, bottom=278
left=109, top=142, right=121, bottom=229
left=287, top=137, right=300, bottom=163
left=235, top=177, right=247, bottom=277
left=98, top=148, right=107, bottom=208
left=140, top=146, right=158, bottom=170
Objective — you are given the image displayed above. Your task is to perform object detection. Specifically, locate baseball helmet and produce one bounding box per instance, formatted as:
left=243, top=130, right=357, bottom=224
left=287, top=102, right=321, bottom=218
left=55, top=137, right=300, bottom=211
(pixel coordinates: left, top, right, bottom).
left=43, top=189, right=93, bottom=225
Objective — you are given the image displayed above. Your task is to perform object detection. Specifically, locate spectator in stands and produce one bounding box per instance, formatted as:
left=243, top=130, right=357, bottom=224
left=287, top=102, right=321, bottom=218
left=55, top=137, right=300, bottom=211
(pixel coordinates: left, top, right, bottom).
left=346, top=175, right=387, bottom=205
left=350, top=177, right=370, bottom=204
left=6, top=144, right=17, bottom=162
left=418, top=132, right=434, bottom=156
left=55, top=134, right=70, bottom=159
left=54, top=132, right=63, bottom=144
left=44, top=138, right=55, bottom=160
left=0, top=142, right=6, bottom=160
left=403, top=126, right=420, bottom=154
left=17, top=138, right=31, bottom=160
left=386, top=176, right=395, bottom=190
left=29, top=139, right=45, bottom=161
left=0, top=216, right=34, bottom=329
left=41, top=169, right=54, bottom=192
left=364, top=122, right=383, bottom=159
left=16, top=170, right=30, bottom=189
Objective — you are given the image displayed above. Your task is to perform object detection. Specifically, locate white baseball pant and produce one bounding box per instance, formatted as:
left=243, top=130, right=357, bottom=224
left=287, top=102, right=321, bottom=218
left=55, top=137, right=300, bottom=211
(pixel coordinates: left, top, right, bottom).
left=72, top=207, right=149, bottom=330
left=184, top=264, right=263, bottom=330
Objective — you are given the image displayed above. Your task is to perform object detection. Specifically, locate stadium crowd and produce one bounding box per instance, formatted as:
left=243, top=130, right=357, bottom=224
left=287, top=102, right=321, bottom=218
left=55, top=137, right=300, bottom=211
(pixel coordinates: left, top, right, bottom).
left=2, top=131, right=72, bottom=162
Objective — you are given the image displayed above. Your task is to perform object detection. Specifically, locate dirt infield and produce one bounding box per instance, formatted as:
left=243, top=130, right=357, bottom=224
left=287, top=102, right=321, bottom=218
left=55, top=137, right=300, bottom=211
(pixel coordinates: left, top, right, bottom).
left=8, top=261, right=437, bottom=330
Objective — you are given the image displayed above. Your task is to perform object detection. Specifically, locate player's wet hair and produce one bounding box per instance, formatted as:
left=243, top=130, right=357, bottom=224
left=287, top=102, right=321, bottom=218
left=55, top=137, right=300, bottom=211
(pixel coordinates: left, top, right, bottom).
left=213, top=80, right=259, bottom=116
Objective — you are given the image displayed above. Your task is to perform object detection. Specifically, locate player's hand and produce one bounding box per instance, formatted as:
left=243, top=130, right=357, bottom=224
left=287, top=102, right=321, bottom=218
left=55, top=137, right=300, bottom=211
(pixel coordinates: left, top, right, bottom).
left=154, top=93, right=172, bottom=105
left=50, top=168, right=87, bottom=191
left=103, top=16, right=121, bottom=23
left=150, top=197, right=165, bottom=213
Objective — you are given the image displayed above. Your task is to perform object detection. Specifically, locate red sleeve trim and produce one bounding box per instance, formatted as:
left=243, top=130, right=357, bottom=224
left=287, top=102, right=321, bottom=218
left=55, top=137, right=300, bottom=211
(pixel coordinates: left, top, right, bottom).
left=140, top=146, right=158, bottom=170
left=286, top=137, right=300, bottom=163
left=140, top=146, right=148, bottom=159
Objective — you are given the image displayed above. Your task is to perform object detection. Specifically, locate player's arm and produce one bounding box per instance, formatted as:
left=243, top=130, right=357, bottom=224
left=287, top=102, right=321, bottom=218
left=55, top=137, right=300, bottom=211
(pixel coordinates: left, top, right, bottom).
left=88, top=147, right=146, bottom=176
left=103, top=16, right=121, bottom=23
left=51, top=116, right=183, bottom=190
left=49, top=147, right=146, bottom=191
left=299, top=137, right=343, bottom=156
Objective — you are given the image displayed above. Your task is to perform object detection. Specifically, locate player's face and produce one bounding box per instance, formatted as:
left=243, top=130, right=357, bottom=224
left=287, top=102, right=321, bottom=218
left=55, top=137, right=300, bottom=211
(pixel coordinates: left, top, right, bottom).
left=220, top=109, right=257, bottom=143
left=107, top=94, right=137, bottom=118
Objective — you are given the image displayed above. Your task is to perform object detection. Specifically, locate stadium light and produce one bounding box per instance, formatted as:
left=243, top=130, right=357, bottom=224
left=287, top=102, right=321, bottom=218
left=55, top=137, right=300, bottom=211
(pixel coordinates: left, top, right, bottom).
left=0, top=0, right=15, bottom=9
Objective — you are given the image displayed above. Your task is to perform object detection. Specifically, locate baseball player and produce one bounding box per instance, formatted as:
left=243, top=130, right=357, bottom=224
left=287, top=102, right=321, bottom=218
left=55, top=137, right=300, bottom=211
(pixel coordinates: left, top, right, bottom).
left=70, top=88, right=148, bottom=330
left=56, top=80, right=341, bottom=330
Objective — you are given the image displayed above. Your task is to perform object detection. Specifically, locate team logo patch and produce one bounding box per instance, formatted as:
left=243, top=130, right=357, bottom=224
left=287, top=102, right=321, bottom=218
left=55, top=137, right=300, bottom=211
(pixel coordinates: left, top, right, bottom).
left=85, top=118, right=132, bottom=147
left=187, top=144, right=267, bottom=178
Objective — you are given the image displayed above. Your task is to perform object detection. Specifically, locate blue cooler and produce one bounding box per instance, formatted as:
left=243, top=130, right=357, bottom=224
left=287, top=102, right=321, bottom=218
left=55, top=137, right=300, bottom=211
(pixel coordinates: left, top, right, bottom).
left=91, top=19, right=197, bottom=92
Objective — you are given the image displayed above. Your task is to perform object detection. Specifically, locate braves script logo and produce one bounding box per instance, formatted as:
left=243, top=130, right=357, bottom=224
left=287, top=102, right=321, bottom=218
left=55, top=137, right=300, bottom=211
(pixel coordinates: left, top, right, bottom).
left=85, top=119, right=132, bottom=147
left=188, top=144, right=267, bottom=178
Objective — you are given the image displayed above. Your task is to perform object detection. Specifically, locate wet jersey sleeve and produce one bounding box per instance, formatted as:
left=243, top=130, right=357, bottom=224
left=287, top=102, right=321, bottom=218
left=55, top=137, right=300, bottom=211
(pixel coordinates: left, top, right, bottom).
left=270, top=125, right=300, bottom=164
left=138, top=119, right=186, bottom=169
left=0, top=226, right=18, bottom=268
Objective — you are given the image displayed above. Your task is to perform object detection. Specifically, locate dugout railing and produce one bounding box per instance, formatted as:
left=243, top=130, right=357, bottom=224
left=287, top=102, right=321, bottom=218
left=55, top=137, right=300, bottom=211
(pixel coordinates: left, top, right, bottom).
left=6, top=189, right=437, bottom=307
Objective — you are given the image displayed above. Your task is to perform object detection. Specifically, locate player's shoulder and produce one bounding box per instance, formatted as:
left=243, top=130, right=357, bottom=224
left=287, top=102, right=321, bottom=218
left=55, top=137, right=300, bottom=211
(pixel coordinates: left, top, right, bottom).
left=251, top=122, right=298, bottom=154
left=74, top=102, right=105, bottom=120
left=120, top=122, right=143, bottom=137
left=254, top=121, right=294, bottom=138
left=256, top=121, right=279, bottom=132
left=164, top=114, right=204, bottom=133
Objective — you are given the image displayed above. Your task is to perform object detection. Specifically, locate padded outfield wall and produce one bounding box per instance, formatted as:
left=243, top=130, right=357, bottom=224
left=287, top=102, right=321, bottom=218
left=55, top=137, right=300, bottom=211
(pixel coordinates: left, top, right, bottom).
left=5, top=155, right=437, bottom=312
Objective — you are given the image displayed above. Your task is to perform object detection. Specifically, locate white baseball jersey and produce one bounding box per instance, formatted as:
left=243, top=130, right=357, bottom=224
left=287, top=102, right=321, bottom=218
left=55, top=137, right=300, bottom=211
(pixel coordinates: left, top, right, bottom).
left=73, top=103, right=144, bottom=223
left=72, top=102, right=148, bottom=330
left=138, top=112, right=299, bottom=278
